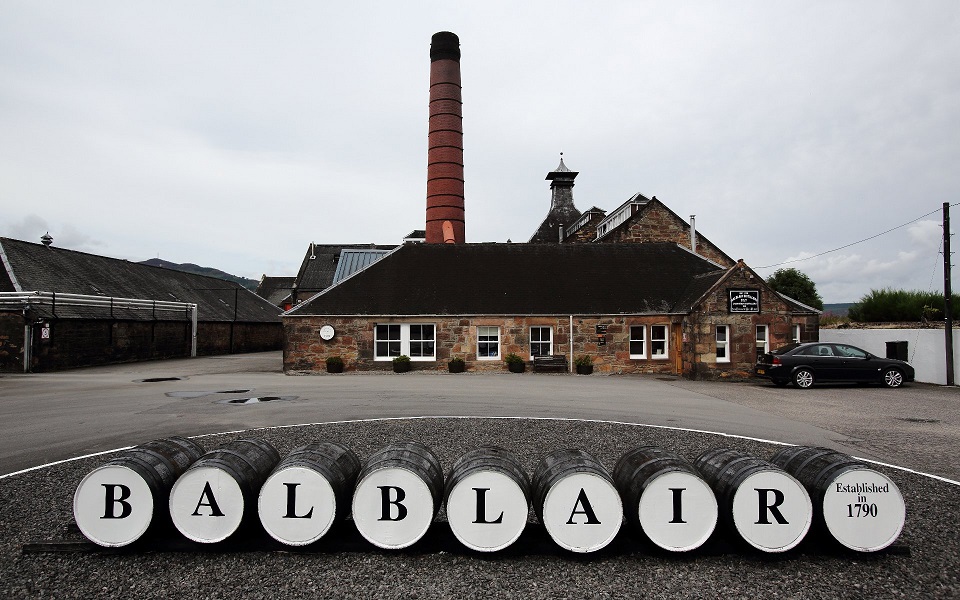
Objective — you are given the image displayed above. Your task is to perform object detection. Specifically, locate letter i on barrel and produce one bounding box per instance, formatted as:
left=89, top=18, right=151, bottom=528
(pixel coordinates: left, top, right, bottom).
left=351, top=442, right=444, bottom=549
left=74, top=437, right=205, bottom=547
left=613, top=446, right=718, bottom=552
left=532, top=449, right=623, bottom=553
left=695, top=448, right=812, bottom=553
left=444, top=446, right=531, bottom=552
left=169, top=439, right=280, bottom=543
left=258, top=442, right=361, bottom=546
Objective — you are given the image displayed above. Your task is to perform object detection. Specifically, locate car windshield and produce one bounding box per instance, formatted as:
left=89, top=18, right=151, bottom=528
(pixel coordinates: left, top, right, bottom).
left=771, top=343, right=802, bottom=355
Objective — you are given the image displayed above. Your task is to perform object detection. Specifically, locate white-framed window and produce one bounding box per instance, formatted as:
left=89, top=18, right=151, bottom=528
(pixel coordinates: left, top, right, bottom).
left=651, top=325, right=669, bottom=359
left=629, top=325, right=646, bottom=359
left=755, top=325, right=769, bottom=360
left=792, top=324, right=801, bottom=344
left=477, top=326, right=500, bottom=360
left=374, top=324, right=436, bottom=361
left=375, top=324, right=401, bottom=358
left=530, top=326, right=552, bottom=358
left=716, top=325, right=730, bottom=363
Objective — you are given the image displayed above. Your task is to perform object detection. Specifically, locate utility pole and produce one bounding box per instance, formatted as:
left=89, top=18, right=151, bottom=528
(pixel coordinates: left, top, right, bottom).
left=944, top=202, right=954, bottom=386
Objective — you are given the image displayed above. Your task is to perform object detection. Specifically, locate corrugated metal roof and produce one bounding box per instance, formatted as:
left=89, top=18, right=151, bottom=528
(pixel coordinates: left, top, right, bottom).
left=331, top=249, right=392, bottom=285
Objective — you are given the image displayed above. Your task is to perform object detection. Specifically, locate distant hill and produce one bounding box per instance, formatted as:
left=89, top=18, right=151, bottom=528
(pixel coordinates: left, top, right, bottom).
left=139, top=258, right=258, bottom=291
left=822, top=302, right=854, bottom=316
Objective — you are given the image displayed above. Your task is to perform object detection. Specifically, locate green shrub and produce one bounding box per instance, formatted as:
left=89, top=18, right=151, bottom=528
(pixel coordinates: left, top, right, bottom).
left=848, top=289, right=960, bottom=322
left=393, top=355, right=411, bottom=364
left=574, top=355, right=593, bottom=367
left=325, top=356, right=344, bottom=368
left=504, top=353, right=524, bottom=365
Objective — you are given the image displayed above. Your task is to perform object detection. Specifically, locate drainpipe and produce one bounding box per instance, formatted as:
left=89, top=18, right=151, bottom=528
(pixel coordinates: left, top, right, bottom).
left=569, top=315, right=574, bottom=373
left=190, top=304, right=198, bottom=358
left=23, top=323, right=31, bottom=372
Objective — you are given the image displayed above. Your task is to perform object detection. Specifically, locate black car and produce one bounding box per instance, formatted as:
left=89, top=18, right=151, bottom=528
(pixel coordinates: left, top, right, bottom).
left=754, top=342, right=915, bottom=389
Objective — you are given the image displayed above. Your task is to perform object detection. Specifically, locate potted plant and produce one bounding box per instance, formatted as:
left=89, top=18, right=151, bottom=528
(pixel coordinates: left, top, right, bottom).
left=393, top=355, right=411, bottom=373
left=325, top=356, right=344, bottom=373
left=448, top=356, right=466, bottom=373
left=574, top=355, right=594, bottom=375
left=504, top=353, right=525, bottom=373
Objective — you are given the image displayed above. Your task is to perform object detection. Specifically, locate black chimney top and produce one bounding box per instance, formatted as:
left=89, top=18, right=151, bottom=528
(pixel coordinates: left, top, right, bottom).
left=430, top=31, right=460, bottom=62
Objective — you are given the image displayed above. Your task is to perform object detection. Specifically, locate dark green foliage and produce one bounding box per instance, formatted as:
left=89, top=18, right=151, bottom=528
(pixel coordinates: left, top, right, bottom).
left=765, top=268, right=824, bottom=310
left=847, top=289, right=960, bottom=322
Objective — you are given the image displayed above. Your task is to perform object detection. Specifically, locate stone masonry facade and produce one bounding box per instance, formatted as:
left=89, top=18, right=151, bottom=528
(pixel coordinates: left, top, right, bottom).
left=594, top=202, right=735, bottom=268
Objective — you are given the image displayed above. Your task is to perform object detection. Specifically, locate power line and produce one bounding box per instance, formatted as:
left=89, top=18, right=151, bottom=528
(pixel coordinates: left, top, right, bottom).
left=754, top=202, right=960, bottom=270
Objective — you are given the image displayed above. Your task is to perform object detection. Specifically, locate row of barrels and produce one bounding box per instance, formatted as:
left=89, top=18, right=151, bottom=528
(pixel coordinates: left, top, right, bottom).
left=74, top=438, right=905, bottom=554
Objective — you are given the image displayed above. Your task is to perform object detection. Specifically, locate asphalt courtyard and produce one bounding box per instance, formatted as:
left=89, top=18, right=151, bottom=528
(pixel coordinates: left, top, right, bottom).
left=2, top=352, right=959, bottom=598
left=1, top=351, right=958, bottom=480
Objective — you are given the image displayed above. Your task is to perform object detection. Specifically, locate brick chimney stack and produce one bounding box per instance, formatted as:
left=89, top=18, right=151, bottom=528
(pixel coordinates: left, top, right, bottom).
left=425, top=31, right=465, bottom=244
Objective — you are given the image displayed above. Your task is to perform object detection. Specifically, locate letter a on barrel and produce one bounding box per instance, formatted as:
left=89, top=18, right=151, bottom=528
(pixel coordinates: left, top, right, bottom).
left=352, top=442, right=444, bottom=549
left=444, top=447, right=530, bottom=552
left=169, top=439, right=280, bottom=543
left=532, top=449, right=622, bottom=553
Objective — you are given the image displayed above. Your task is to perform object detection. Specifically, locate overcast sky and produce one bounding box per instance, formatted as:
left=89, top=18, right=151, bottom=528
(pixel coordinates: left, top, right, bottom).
left=2, top=1, right=958, bottom=303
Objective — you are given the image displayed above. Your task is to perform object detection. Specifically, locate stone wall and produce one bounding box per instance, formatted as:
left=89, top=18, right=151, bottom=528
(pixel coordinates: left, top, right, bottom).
left=286, top=314, right=693, bottom=375
left=0, top=313, right=24, bottom=370
left=0, top=315, right=282, bottom=372
left=598, top=202, right=735, bottom=268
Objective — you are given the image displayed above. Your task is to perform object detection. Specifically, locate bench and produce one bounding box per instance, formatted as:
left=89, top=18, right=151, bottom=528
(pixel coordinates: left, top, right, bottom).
left=533, top=355, right=568, bottom=373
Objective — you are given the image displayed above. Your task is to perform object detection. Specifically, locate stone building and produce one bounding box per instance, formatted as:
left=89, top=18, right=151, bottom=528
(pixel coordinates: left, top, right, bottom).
left=283, top=243, right=818, bottom=377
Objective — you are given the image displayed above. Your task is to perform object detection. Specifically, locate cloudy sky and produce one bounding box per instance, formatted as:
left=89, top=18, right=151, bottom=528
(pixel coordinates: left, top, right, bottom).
left=2, top=1, right=958, bottom=303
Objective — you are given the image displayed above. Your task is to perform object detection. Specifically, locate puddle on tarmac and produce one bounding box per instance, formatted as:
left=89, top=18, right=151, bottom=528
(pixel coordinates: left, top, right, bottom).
left=166, top=389, right=253, bottom=399
left=217, top=396, right=296, bottom=405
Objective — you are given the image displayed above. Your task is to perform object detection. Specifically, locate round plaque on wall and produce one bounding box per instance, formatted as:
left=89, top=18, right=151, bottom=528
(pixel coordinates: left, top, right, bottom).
left=319, top=325, right=335, bottom=341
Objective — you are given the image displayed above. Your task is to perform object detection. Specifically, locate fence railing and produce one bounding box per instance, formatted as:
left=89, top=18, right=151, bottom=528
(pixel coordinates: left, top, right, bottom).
left=0, top=291, right=199, bottom=367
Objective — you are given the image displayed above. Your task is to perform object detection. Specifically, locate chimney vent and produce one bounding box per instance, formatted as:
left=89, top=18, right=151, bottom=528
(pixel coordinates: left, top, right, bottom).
left=41, top=232, right=53, bottom=247
left=689, top=215, right=697, bottom=254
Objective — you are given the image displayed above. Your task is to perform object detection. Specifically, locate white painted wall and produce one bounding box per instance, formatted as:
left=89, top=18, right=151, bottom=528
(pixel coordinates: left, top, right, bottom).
left=818, top=329, right=960, bottom=386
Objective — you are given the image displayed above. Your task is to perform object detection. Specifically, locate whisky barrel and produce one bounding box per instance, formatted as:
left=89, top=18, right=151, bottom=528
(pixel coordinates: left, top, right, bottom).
left=770, top=446, right=905, bottom=552
left=73, top=436, right=205, bottom=547
left=694, top=448, right=812, bottom=553
left=352, top=441, right=444, bottom=549
left=531, top=449, right=622, bottom=553
left=613, top=446, right=717, bottom=552
left=444, top=446, right=531, bottom=552
left=258, top=442, right=361, bottom=546
left=169, top=438, right=280, bottom=543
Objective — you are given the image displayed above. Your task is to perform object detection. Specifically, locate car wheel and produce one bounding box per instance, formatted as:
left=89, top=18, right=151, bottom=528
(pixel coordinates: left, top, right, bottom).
left=882, top=368, right=904, bottom=388
left=793, top=368, right=814, bottom=389
left=773, top=379, right=789, bottom=387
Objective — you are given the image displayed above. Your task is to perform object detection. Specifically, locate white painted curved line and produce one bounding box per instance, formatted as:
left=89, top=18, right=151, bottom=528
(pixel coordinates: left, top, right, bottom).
left=3, top=416, right=958, bottom=487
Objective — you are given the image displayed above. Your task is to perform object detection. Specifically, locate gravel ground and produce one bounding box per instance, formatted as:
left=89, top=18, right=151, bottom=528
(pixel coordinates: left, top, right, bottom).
left=2, top=417, right=958, bottom=599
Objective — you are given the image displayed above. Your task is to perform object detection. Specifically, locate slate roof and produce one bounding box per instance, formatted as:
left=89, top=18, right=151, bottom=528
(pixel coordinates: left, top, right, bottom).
left=287, top=242, right=729, bottom=316
left=255, top=276, right=296, bottom=307
left=0, top=237, right=281, bottom=322
left=292, top=243, right=397, bottom=297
